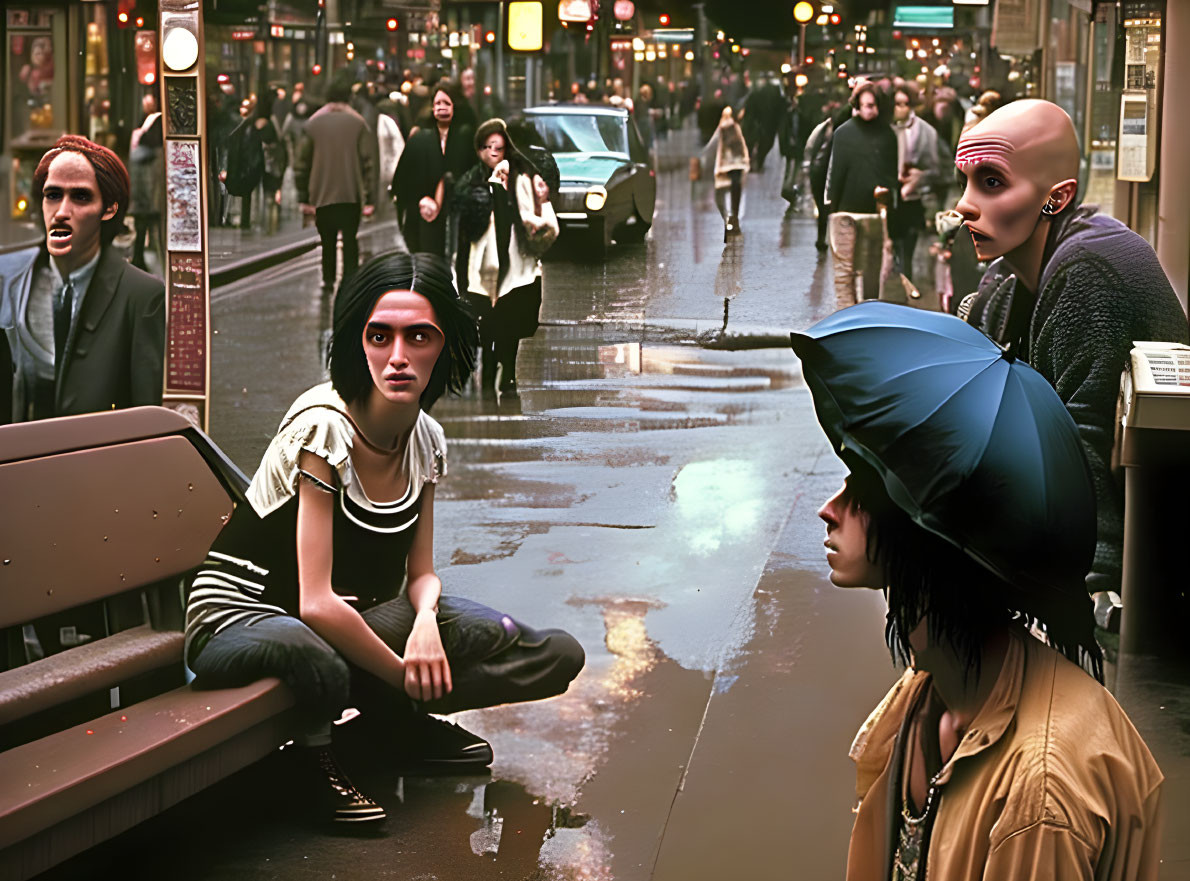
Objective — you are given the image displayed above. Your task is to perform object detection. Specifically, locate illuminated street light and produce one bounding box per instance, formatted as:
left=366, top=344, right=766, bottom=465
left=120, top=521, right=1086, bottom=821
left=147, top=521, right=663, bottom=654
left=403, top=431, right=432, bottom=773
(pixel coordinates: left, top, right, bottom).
left=795, top=73, right=809, bottom=88
left=793, top=2, right=815, bottom=24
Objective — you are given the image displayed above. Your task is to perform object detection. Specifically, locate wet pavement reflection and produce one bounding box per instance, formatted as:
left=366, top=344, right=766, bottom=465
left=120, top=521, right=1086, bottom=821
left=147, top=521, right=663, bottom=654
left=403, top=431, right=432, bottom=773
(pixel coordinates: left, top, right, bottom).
left=38, top=126, right=1190, bottom=880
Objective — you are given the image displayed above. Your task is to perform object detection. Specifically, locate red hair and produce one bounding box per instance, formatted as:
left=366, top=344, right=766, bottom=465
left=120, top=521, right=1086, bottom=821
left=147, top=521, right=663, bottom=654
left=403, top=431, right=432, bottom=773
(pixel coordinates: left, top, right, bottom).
left=33, top=134, right=130, bottom=244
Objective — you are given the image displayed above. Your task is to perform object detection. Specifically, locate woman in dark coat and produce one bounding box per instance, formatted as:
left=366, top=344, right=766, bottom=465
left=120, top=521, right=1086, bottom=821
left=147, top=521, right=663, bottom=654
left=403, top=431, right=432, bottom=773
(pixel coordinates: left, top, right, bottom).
left=391, top=80, right=475, bottom=256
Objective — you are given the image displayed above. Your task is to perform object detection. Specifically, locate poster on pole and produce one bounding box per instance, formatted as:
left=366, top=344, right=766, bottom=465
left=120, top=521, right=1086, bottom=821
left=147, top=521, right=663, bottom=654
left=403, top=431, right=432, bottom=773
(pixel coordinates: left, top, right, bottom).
left=166, top=140, right=202, bottom=251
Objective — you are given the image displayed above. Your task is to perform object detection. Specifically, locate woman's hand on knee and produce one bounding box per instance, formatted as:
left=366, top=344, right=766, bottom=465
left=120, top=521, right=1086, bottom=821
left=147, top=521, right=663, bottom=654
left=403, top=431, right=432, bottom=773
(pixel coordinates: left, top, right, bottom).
left=403, top=609, right=453, bottom=701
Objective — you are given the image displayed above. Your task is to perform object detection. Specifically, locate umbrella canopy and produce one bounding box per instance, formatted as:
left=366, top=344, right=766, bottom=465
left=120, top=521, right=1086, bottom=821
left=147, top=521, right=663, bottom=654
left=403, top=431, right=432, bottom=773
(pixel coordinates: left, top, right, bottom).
left=791, top=301, right=1095, bottom=597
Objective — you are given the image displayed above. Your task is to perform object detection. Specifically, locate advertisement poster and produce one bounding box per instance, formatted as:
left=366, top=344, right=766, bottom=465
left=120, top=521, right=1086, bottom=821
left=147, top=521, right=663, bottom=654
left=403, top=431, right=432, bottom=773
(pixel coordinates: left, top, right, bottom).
left=166, top=253, right=207, bottom=395
left=166, top=140, right=203, bottom=251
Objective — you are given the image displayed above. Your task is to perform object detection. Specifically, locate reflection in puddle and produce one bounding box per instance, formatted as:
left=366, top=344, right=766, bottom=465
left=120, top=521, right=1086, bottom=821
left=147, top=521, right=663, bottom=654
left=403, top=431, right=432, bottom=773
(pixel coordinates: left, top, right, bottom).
left=672, top=459, right=763, bottom=556
left=452, top=596, right=665, bottom=878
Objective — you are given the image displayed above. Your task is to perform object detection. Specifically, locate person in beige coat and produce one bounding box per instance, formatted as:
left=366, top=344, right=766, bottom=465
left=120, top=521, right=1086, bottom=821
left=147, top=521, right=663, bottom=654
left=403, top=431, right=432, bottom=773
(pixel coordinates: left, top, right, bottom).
left=699, top=106, right=750, bottom=240
left=454, top=119, right=558, bottom=398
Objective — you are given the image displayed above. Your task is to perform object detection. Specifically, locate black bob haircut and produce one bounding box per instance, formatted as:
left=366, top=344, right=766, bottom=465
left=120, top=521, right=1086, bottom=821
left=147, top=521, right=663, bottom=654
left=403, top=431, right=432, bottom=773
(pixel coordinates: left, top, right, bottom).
left=329, top=251, right=478, bottom=411
left=841, top=457, right=1104, bottom=685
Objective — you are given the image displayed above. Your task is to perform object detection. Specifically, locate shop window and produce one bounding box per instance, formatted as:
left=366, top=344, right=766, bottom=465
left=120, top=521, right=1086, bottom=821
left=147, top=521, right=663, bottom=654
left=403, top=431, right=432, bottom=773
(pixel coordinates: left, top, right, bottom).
left=6, top=8, right=66, bottom=149
left=84, top=7, right=114, bottom=148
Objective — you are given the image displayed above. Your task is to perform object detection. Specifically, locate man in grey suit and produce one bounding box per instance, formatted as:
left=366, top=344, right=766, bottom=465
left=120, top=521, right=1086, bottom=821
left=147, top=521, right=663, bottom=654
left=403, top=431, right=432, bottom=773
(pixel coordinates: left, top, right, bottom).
left=4, top=134, right=164, bottom=422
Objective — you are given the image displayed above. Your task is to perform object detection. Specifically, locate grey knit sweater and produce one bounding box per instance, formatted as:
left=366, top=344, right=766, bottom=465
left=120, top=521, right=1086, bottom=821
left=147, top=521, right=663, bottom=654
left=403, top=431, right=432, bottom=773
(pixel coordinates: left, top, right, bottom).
left=966, top=206, right=1189, bottom=594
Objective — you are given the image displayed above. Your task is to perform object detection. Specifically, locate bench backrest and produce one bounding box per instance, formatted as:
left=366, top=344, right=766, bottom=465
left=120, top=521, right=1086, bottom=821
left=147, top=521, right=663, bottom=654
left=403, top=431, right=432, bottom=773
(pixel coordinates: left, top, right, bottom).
left=0, top=407, right=246, bottom=629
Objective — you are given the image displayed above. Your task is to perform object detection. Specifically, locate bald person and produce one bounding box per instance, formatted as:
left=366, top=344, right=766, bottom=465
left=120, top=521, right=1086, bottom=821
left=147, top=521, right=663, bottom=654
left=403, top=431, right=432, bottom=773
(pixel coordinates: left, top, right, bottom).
left=956, top=99, right=1188, bottom=622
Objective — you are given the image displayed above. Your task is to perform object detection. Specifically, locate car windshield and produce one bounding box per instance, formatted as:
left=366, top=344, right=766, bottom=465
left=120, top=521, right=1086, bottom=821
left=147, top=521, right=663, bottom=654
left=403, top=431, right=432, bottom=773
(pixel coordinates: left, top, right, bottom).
left=528, top=113, right=628, bottom=157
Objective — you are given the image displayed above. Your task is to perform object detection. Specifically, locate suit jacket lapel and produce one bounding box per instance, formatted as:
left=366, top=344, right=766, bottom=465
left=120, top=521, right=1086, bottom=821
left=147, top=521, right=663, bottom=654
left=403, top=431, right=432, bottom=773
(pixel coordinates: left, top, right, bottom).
left=55, top=246, right=124, bottom=408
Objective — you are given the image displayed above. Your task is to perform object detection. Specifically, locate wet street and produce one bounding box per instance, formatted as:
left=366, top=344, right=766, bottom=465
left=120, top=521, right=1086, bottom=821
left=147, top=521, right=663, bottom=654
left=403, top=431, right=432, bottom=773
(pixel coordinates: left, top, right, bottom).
left=37, top=133, right=1190, bottom=880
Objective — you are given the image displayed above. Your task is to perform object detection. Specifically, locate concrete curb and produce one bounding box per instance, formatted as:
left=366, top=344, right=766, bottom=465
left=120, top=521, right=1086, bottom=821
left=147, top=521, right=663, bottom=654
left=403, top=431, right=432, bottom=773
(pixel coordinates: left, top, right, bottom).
left=540, top=318, right=795, bottom=351
left=209, top=219, right=399, bottom=289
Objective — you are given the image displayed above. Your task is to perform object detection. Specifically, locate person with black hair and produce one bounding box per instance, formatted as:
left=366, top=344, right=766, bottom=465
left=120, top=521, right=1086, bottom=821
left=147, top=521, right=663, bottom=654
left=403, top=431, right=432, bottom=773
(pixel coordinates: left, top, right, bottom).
left=295, top=74, right=377, bottom=291
left=391, top=79, right=476, bottom=257
left=183, top=251, right=584, bottom=825
left=792, top=306, right=1163, bottom=881
left=824, top=80, right=898, bottom=307
left=454, top=119, right=558, bottom=398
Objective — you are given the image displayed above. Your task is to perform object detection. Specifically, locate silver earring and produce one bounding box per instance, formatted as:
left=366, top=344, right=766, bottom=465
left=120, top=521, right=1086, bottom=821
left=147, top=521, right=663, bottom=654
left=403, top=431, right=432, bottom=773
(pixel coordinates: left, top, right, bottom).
left=1042, top=200, right=1059, bottom=216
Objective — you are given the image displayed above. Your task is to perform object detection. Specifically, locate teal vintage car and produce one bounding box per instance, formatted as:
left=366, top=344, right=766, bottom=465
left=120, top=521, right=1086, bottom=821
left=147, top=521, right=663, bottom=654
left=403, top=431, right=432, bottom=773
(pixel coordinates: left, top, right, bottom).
left=523, top=105, right=656, bottom=252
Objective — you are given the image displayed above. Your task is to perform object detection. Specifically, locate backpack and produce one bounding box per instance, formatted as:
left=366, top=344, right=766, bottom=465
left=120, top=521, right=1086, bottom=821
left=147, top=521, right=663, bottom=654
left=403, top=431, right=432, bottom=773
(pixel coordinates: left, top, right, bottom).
left=224, top=119, right=264, bottom=196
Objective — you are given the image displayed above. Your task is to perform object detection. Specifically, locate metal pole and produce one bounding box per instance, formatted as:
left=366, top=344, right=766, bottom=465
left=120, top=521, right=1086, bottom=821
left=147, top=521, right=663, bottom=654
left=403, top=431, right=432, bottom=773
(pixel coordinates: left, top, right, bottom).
left=496, top=2, right=506, bottom=106
left=799, top=22, right=806, bottom=66
left=694, top=3, right=710, bottom=101
left=157, top=0, right=211, bottom=432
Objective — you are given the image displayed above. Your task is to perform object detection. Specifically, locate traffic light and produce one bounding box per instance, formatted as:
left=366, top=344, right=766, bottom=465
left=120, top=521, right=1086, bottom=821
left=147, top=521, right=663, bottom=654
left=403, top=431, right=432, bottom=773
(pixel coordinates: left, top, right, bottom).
left=386, top=17, right=398, bottom=31
left=659, top=13, right=670, bottom=25
left=117, top=0, right=135, bottom=28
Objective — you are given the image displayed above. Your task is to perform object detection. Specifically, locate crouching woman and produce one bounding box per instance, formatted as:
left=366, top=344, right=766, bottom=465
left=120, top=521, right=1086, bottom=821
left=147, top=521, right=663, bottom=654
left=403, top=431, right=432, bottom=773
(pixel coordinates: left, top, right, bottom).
left=183, top=251, right=584, bottom=824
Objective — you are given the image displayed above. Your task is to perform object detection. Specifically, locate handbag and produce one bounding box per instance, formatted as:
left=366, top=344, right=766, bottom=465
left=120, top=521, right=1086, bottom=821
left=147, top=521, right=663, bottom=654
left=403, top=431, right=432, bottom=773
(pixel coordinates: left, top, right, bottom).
left=522, top=185, right=557, bottom=259
left=689, top=156, right=702, bottom=182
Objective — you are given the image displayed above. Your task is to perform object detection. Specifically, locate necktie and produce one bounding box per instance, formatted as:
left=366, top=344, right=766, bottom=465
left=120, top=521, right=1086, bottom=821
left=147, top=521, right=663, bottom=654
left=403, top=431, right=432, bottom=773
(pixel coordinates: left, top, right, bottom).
left=53, top=280, right=74, bottom=369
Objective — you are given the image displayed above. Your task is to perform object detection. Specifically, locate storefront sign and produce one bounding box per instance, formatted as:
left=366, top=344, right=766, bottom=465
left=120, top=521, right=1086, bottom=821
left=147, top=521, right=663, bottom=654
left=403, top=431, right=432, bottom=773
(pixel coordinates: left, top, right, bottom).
left=558, top=0, right=591, bottom=24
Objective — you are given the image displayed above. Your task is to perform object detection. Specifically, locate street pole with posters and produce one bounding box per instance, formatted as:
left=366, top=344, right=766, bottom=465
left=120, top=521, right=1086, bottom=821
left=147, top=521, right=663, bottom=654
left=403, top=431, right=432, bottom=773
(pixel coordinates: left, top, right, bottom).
left=156, top=0, right=210, bottom=432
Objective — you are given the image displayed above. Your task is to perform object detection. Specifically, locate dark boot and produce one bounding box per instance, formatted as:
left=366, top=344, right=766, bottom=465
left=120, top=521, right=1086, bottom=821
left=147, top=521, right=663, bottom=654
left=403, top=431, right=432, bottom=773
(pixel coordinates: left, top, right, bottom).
left=306, top=746, right=386, bottom=824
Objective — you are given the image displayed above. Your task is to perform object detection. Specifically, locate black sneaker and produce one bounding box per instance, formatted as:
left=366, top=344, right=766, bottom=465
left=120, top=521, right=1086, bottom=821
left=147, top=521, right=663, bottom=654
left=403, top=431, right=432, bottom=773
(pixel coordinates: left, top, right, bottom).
left=310, top=747, right=387, bottom=824
left=402, top=715, right=494, bottom=768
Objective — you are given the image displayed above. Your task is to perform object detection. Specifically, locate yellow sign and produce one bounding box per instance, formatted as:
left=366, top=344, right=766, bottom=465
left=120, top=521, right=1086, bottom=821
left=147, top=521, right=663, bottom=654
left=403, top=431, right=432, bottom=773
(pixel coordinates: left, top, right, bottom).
left=794, top=1, right=815, bottom=23
left=509, top=1, right=544, bottom=51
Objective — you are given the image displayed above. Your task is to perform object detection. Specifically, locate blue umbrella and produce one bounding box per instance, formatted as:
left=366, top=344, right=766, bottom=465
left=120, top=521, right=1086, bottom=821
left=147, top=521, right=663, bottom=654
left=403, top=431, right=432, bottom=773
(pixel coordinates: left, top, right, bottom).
left=791, top=301, right=1095, bottom=597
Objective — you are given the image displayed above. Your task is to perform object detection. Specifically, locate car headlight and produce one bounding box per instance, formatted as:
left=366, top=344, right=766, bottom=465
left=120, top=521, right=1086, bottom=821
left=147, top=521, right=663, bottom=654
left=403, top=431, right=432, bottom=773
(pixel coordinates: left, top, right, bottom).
left=585, top=187, right=607, bottom=212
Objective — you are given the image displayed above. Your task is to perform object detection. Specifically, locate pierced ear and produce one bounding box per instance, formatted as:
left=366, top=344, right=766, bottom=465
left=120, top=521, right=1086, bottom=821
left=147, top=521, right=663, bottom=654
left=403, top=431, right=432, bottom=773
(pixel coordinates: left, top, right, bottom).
left=1047, top=179, right=1077, bottom=213
left=102, top=202, right=119, bottom=221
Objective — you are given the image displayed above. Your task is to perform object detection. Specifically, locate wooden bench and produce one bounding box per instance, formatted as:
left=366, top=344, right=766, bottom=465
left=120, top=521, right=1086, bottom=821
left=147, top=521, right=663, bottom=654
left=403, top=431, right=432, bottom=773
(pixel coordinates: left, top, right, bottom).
left=0, top=408, right=296, bottom=881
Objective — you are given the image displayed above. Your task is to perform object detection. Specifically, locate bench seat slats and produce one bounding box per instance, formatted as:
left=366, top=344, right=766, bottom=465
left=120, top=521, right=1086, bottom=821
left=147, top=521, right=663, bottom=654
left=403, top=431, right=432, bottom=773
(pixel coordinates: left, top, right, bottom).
left=0, top=678, right=294, bottom=850
left=0, top=625, right=184, bottom=726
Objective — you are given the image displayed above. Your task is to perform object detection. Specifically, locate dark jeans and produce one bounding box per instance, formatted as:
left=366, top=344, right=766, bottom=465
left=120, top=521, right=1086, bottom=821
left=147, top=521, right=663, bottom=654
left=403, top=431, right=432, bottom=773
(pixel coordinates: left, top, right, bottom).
left=131, top=213, right=162, bottom=271
left=464, top=280, right=542, bottom=390
left=188, top=594, right=584, bottom=738
left=315, top=203, right=361, bottom=288
left=892, top=199, right=927, bottom=282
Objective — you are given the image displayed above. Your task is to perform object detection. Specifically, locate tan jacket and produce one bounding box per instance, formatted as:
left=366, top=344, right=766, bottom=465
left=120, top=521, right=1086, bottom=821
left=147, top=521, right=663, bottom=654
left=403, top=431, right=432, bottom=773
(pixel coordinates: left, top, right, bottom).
left=847, top=629, right=1163, bottom=881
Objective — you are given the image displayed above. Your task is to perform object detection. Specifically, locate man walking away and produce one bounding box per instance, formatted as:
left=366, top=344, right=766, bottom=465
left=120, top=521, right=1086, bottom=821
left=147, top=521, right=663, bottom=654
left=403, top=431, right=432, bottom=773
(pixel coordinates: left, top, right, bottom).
left=296, top=74, right=377, bottom=292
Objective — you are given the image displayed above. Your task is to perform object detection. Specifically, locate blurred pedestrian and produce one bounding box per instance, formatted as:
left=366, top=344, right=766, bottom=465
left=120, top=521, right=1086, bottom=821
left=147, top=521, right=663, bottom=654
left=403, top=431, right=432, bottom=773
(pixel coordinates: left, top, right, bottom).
left=182, top=251, right=583, bottom=825
left=128, top=111, right=164, bottom=272
left=454, top=119, right=558, bottom=399
left=890, top=82, right=940, bottom=281
left=392, top=79, right=475, bottom=257
left=281, top=96, right=312, bottom=172
left=376, top=103, right=406, bottom=203
left=776, top=88, right=801, bottom=210
left=792, top=302, right=1163, bottom=881
left=256, top=88, right=288, bottom=231
left=635, top=83, right=656, bottom=154
left=700, top=107, right=750, bottom=241
left=456, top=67, right=480, bottom=133
left=824, top=81, right=898, bottom=307
left=295, top=74, right=377, bottom=292
left=804, top=102, right=848, bottom=252
left=221, top=102, right=265, bottom=230
left=741, top=76, right=782, bottom=173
